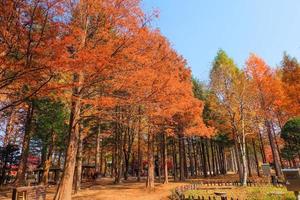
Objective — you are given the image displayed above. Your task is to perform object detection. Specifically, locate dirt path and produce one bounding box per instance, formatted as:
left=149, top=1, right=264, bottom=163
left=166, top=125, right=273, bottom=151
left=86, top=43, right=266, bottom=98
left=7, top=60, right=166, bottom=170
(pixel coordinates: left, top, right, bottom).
left=0, top=175, right=240, bottom=200
left=0, top=178, right=185, bottom=200
left=73, top=178, right=184, bottom=200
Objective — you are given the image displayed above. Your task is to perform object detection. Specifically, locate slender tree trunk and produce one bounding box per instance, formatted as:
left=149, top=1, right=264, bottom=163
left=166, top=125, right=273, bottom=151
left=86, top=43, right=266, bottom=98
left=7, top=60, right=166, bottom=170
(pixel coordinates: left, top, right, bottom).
left=75, top=131, right=83, bottom=193
left=103, top=156, right=107, bottom=177
left=54, top=72, right=83, bottom=200
left=182, top=137, right=188, bottom=179
left=187, top=138, right=194, bottom=177
left=233, top=130, right=243, bottom=180
left=258, top=129, right=267, bottom=163
left=205, top=139, right=212, bottom=176
left=192, top=138, right=198, bottom=176
left=123, top=129, right=130, bottom=181
left=95, top=123, right=101, bottom=180
left=137, top=106, right=142, bottom=182
left=156, top=139, right=161, bottom=182
left=246, top=141, right=252, bottom=177
left=163, top=134, right=168, bottom=184
left=271, top=122, right=284, bottom=168
left=178, top=134, right=185, bottom=181
left=42, top=132, right=55, bottom=185
left=172, top=138, right=178, bottom=181
left=114, top=106, right=123, bottom=184
left=146, top=130, right=154, bottom=190
left=211, top=140, right=216, bottom=176
left=15, top=101, right=34, bottom=186
left=240, top=115, right=248, bottom=185
left=240, top=136, right=248, bottom=185
left=100, top=140, right=104, bottom=175
left=252, top=139, right=261, bottom=177
left=200, top=139, right=208, bottom=177
left=196, top=139, right=203, bottom=176
left=111, top=139, right=116, bottom=178
left=265, top=120, right=282, bottom=177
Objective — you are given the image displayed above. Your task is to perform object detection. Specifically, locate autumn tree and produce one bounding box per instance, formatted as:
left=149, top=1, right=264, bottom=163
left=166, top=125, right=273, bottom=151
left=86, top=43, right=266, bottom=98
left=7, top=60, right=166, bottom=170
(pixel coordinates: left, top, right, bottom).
left=245, top=54, right=283, bottom=177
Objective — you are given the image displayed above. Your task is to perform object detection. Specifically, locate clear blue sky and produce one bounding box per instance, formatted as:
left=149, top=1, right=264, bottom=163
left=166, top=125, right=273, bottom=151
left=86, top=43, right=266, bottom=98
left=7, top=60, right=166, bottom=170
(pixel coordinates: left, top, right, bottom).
left=142, top=0, right=300, bottom=82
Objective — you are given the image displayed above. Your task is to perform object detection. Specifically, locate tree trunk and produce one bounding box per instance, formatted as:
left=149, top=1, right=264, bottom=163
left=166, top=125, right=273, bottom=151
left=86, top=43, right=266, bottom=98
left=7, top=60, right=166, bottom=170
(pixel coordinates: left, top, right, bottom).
left=240, top=136, right=248, bottom=185
left=182, top=137, right=188, bottom=179
left=15, top=101, right=34, bottom=186
left=42, top=132, right=55, bottom=185
left=271, top=122, right=284, bottom=168
left=178, top=134, right=185, bottom=181
left=240, top=115, right=248, bottom=186
left=163, top=134, right=168, bottom=184
left=246, top=141, right=252, bottom=177
left=172, top=138, right=178, bottom=181
left=75, top=131, right=83, bottom=193
left=200, top=139, right=208, bottom=177
left=211, top=140, right=216, bottom=176
left=146, top=131, right=154, bottom=190
left=205, top=139, right=212, bottom=176
left=233, top=131, right=243, bottom=180
left=137, top=106, right=142, bottom=182
left=252, top=139, right=261, bottom=177
left=187, top=138, right=194, bottom=177
left=114, top=106, right=123, bottom=184
left=95, top=123, right=101, bottom=180
left=265, top=120, right=282, bottom=177
left=54, top=72, right=83, bottom=200
left=258, top=129, right=267, bottom=163
left=192, top=138, right=198, bottom=176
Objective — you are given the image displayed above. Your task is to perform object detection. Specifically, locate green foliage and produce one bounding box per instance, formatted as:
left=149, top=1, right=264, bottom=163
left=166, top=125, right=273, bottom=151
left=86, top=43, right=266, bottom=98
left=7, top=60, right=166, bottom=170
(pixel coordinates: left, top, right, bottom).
left=280, top=117, right=300, bottom=161
left=31, top=99, right=69, bottom=154
left=210, top=49, right=239, bottom=82
left=214, top=132, right=233, bottom=147
left=192, top=77, right=206, bottom=100
left=281, top=52, right=299, bottom=83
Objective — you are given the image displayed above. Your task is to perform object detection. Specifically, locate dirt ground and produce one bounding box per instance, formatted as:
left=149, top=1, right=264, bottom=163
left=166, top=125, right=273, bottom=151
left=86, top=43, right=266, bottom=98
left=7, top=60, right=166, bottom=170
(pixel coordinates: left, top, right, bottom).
left=0, top=174, right=245, bottom=200
left=0, top=178, right=186, bottom=200
left=73, top=178, right=185, bottom=200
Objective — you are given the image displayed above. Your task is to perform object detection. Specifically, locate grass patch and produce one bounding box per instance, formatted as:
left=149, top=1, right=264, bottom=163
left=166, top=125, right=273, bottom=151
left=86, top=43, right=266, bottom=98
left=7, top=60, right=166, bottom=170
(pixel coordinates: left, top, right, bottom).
left=184, top=186, right=296, bottom=200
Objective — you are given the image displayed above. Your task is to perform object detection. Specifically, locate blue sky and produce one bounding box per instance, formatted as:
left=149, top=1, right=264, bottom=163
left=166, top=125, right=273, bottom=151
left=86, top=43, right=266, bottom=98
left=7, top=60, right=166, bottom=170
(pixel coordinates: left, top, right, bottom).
left=142, top=0, right=300, bottom=82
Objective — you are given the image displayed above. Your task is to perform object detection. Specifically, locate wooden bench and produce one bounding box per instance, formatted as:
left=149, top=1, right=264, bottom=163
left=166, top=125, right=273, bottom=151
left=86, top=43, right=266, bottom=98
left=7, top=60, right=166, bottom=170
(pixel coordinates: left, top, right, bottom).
left=12, top=185, right=46, bottom=200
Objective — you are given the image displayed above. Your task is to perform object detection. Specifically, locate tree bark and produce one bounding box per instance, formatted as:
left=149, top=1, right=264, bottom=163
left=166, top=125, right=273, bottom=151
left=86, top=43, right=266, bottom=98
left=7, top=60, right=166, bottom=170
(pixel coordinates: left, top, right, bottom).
left=233, top=130, right=243, bottom=180
left=137, top=106, right=142, bottom=182
left=187, top=138, right=194, bottom=177
left=200, top=138, right=208, bottom=177
left=265, top=120, right=282, bottom=177
left=211, top=140, right=216, bottom=176
left=95, top=123, right=101, bottom=180
left=172, top=138, right=178, bottom=181
left=246, top=141, right=252, bottom=177
left=258, top=129, right=266, bottom=163
left=205, top=139, right=212, bottom=176
left=15, top=101, right=34, bottom=186
left=252, top=139, right=261, bottom=177
left=163, top=134, right=168, bottom=184
left=75, top=131, right=83, bottom=193
left=42, top=132, right=55, bottom=185
left=192, top=138, right=198, bottom=176
left=54, top=72, right=83, bottom=200
left=178, top=134, right=185, bottom=181
left=146, top=130, right=154, bottom=190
